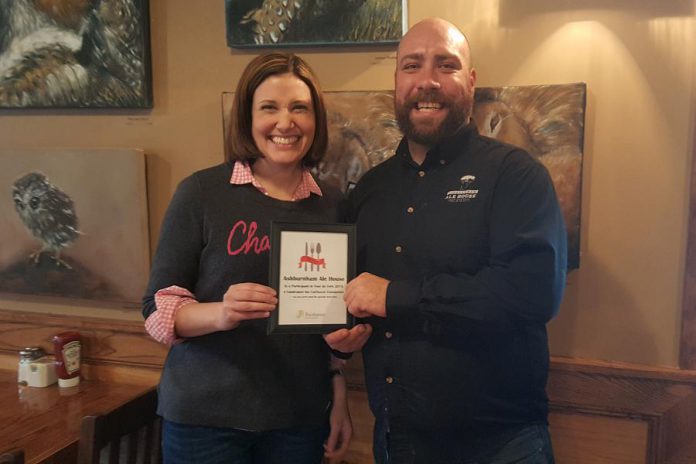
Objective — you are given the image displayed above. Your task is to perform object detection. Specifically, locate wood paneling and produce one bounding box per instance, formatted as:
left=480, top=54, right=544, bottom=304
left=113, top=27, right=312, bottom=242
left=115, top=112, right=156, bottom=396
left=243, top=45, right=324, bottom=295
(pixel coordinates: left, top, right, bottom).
left=549, top=413, right=648, bottom=464
left=0, top=309, right=166, bottom=370
left=0, top=308, right=164, bottom=385
left=341, top=354, right=696, bottom=464
left=3, top=309, right=696, bottom=464
left=681, top=124, right=696, bottom=370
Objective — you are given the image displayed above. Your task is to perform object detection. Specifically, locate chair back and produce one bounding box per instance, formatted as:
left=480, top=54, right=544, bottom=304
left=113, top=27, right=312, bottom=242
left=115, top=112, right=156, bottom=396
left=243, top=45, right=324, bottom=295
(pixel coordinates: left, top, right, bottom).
left=0, top=448, right=24, bottom=464
left=77, top=386, right=161, bottom=464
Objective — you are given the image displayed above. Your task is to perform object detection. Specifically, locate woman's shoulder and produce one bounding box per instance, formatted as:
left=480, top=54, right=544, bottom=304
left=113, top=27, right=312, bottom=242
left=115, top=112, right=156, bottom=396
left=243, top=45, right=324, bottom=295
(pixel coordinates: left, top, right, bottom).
left=175, top=162, right=233, bottom=190
left=187, top=162, right=234, bottom=182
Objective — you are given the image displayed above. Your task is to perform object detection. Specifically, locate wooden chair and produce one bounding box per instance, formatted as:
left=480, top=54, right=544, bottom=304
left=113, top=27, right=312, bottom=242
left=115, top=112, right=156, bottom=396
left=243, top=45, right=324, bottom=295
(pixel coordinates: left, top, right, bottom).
left=77, top=386, right=161, bottom=464
left=0, top=448, right=24, bottom=464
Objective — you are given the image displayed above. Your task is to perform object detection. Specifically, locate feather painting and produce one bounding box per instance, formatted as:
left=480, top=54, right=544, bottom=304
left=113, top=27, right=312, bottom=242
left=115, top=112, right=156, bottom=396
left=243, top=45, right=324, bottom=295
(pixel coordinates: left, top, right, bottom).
left=225, top=0, right=405, bottom=47
left=223, top=84, right=585, bottom=268
left=0, top=0, right=152, bottom=108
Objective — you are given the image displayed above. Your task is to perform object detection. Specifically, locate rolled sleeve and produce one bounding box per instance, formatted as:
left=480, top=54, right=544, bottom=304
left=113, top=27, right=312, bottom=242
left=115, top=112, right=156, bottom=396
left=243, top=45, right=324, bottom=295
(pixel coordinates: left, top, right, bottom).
left=144, top=286, right=198, bottom=345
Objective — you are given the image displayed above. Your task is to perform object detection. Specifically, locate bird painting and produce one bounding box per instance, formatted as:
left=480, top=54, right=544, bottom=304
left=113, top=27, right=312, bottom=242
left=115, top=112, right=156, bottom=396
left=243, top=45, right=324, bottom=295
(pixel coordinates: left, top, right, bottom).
left=12, top=171, right=81, bottom=268
left=226, top=0, right=402, bottom=47
left=0, top=0, right=151, bottom=108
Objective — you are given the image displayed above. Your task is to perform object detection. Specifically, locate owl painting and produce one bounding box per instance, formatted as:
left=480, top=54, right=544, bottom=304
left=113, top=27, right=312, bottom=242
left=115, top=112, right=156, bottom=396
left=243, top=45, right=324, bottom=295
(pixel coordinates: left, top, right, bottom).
left=12, top=172, right=81, bottom=269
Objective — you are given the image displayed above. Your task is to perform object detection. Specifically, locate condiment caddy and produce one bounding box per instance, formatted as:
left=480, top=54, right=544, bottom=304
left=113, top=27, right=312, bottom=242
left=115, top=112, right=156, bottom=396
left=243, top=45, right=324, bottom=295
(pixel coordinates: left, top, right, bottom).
left=17, top=331, right=82, bottom=388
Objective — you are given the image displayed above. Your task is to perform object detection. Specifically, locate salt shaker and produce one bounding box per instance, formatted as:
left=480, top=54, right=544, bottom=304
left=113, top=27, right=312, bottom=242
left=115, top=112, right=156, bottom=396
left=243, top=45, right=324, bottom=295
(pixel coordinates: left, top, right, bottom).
left=18, top=347, right=58, bottom=387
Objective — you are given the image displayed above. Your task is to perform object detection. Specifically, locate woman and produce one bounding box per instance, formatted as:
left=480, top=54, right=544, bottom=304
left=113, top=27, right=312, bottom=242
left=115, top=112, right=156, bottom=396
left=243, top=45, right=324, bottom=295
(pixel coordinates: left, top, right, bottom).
left=142, top=53, right=365, bottom=463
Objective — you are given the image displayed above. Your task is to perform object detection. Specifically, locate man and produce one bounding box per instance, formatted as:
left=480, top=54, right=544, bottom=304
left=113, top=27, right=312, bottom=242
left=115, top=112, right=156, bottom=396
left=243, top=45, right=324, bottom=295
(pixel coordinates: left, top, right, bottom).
left=343, top=17, right=567, bottom=464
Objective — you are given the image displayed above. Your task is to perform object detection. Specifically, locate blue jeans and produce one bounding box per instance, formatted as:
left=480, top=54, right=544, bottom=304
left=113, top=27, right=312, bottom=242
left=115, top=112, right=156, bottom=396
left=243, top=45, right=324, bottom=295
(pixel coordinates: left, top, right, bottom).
left=374, top=421, right=555, bottom=464
left=162, top=420, right=329, bottom=464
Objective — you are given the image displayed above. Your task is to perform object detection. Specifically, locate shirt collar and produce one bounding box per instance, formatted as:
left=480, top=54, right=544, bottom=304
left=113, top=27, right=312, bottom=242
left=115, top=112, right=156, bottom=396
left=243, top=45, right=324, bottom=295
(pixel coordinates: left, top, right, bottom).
left=397, top=122, right=479, bottom=168
left=229, top=160, right=322, bottom=201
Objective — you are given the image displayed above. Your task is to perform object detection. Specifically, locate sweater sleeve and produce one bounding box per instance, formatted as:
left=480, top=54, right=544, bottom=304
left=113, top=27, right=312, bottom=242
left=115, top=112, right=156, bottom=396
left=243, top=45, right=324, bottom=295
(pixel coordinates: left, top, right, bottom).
left=142, top=174, right=205, bottom=321
left=386, top=155, right=567, bottom=329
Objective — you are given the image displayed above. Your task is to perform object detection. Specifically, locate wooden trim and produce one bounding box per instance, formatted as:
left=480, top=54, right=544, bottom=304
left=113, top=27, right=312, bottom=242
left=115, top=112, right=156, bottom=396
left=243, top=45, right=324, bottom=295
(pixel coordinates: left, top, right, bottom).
left=0, top=309, right=167, bottom=369
left=344, top=354, right=696, bottom=463
left=3, top=308, right=696, bottom=462
left=550, top=356, right=696, bottom=385
left=680, top=124, right=696, bottom=369
left=678, top=79, right=696, bottom=369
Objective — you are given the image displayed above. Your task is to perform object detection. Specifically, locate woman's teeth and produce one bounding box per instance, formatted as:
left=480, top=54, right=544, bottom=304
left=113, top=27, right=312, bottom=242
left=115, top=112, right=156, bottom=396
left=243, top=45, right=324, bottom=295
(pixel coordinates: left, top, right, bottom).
left=271, top=136, right=299, bottom=145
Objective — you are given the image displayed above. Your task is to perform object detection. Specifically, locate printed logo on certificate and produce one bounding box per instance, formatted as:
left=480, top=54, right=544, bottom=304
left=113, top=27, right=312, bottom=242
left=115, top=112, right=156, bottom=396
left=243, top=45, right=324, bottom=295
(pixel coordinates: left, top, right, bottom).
left=268, top=222, right=356, bottom=334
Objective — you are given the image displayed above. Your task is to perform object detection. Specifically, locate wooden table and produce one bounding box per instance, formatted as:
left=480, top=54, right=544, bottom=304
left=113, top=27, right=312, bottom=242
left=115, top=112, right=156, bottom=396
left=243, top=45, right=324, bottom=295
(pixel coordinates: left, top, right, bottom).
left=0, top=369, right=155, bottom=463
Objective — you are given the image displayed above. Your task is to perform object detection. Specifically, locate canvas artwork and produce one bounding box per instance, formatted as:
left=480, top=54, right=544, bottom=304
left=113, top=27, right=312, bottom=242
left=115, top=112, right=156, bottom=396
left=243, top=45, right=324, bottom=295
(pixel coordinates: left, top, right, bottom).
left=222, top=83, right=586, bottom=268
left=225, top=0, right=405, bottom=47
left=0, top=0, right=152, bottom=108
left=0, top=149, right=150, bottom=307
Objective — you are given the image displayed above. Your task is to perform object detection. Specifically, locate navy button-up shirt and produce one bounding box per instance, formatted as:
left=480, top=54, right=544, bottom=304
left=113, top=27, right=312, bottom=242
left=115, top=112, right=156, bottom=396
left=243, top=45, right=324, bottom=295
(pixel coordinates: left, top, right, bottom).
left=346, top=124, right=567, bottom=444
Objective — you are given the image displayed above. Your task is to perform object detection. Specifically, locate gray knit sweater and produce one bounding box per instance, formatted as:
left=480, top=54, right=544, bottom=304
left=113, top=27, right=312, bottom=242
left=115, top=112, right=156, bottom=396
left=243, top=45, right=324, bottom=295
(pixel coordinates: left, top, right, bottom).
left=143, top=162, right=342, bottom=430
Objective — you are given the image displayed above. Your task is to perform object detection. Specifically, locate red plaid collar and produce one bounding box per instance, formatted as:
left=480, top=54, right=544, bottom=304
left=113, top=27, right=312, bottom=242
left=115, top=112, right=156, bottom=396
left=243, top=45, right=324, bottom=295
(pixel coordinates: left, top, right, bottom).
left=230, top=161, right=322, bottom=201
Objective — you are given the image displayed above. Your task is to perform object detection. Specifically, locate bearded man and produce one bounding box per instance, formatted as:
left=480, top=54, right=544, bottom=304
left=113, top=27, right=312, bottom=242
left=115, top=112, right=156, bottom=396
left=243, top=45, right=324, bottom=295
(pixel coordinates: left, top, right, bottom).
left=343, top=17, right=567, bottom=464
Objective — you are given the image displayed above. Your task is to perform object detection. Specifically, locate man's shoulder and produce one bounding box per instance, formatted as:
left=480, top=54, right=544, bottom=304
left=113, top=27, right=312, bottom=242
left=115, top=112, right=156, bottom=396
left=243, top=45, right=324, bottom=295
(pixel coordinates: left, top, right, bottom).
left=314, top=178, right=344, bottom=205
left=469, top=133, right=543, bottom=171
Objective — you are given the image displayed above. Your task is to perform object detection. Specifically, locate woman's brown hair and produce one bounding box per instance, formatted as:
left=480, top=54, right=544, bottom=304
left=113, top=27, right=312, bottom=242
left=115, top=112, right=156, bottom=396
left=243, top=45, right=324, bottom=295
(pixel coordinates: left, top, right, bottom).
left=227, top=53, right=328, bottom=167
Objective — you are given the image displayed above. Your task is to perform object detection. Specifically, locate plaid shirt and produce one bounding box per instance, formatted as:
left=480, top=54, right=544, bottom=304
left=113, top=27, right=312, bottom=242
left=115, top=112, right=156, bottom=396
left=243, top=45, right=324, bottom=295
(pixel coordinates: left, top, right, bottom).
left=145, top=161, right=323, bottom=345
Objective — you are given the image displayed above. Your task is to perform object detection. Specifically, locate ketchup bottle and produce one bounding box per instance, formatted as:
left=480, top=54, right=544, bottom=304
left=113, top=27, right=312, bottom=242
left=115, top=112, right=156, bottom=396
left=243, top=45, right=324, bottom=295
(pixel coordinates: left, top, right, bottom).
left=53, top=331, right=81, bottom=387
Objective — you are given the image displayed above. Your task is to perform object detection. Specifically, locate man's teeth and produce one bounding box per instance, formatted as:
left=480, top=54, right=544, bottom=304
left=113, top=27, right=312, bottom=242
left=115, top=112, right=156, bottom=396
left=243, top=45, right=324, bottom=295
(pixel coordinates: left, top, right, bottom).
left=416, top=102, right=442, bottom=111
left=271, top=136, right=299, bottom=145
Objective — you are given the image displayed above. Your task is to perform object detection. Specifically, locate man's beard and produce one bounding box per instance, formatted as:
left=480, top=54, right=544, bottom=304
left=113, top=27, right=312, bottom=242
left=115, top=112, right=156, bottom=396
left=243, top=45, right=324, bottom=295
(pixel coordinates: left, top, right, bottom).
left=395, top=91, right=471, bottom=146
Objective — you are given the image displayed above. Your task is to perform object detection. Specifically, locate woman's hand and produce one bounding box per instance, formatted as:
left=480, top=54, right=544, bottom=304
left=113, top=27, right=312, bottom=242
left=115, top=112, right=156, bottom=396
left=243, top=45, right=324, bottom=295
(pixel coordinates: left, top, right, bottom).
left=324, top=367, right=352, bottom=462
left=173, top=283, right=276, bottom=338
left=218, top=283, right=278, bottom=330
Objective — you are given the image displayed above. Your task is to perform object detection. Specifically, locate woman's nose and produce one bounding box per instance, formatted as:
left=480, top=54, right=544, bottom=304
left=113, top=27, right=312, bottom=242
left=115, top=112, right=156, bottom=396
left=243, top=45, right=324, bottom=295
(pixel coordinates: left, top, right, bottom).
left=275, top=110, right=295, bottom=130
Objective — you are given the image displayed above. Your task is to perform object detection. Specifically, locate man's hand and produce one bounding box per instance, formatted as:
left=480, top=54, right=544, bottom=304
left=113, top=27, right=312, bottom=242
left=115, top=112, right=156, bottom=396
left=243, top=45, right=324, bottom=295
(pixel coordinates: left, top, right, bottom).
left=324, top=324, right=372, bottom=353
left=344, top=272, right=389, bottom=318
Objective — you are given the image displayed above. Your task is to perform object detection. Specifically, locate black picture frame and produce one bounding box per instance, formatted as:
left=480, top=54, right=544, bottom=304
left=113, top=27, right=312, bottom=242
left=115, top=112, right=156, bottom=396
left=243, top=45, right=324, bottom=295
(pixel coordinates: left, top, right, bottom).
left=268, top=222, right=356, bottom=334
left=0, top=0, right=153, bottom=109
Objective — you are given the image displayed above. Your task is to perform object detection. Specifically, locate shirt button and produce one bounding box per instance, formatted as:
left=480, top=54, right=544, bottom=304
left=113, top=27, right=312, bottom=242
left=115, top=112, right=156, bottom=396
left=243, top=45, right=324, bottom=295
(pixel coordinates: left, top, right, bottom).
left=386, top=376, right=394, bottom=384
left=418, top=170, right=425, bottom=177
left=395, top=245, right=402, bottom=253
left=385, top=331, right=393, bottom=339
left=406, top=206, right=414, bottom=214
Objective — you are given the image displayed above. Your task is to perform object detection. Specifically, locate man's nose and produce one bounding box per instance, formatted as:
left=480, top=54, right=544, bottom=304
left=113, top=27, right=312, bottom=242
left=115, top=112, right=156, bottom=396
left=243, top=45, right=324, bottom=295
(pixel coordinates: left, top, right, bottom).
left=417, top=68, right=441, bottom=90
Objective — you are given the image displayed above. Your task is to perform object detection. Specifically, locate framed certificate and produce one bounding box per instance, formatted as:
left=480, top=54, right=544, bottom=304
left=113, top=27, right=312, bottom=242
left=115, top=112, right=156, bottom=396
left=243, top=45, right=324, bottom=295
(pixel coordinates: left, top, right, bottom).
left=268, top=222, right=356, bottom=334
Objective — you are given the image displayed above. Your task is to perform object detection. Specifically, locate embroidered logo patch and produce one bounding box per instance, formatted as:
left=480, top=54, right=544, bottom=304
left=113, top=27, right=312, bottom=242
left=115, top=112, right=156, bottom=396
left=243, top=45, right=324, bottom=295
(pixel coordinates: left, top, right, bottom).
left=445, top=175, right=479, bottom=203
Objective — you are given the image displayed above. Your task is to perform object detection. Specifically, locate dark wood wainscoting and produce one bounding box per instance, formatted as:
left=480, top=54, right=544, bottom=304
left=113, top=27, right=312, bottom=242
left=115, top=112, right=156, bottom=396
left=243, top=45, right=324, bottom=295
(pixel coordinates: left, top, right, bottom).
left=1, top=309, right=695, bottom=463
left=342, top=356, right=696, bottom=464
